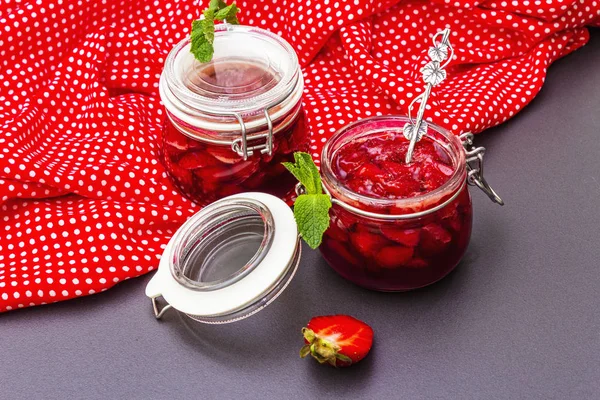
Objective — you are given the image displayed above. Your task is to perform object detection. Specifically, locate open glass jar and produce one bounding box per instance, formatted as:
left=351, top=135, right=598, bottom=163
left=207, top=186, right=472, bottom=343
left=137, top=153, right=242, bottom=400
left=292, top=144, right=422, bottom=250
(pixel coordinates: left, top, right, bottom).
left=159, top=24, right=308, bottom=206
left=318, top=116, right=503, bottom=291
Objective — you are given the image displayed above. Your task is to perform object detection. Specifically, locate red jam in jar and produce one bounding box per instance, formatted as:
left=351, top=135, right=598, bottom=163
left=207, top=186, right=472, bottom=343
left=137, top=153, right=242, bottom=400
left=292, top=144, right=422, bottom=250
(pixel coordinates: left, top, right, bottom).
left=159, top=25, right=308, bottom=206
left=320, top=116, right=472, bottom=291
left=332, top=134, right=456, bottom=200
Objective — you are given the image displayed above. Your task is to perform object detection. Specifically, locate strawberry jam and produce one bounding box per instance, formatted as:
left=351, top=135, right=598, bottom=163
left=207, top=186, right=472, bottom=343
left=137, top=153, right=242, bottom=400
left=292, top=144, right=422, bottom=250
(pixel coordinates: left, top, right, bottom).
left=161, top=106, right=307, bottom=206
left=160, top=27, right=307, bottom=206
left=320, top=117, right=472, bottom=291
left=332, top=133, right=455, bottom=200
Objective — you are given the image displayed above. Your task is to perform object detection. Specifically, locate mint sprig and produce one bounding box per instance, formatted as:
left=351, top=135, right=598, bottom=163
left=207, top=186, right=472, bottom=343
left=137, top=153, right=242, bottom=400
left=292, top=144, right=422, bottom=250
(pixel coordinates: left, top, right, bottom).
left=283, top=153, right=332, bottom=249
left=190, top=1, right=240, bottom=63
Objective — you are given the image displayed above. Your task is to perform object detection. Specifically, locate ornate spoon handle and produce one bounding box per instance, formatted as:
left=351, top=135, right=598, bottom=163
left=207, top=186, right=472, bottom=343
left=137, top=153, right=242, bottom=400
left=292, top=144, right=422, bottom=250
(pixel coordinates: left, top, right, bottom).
left=404, top=29, right=454, bottom=164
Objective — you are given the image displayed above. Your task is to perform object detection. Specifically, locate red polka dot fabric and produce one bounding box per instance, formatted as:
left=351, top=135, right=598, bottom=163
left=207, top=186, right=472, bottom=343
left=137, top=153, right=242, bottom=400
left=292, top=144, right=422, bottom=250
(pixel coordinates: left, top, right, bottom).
left=0, top=1, right=598, bottom=312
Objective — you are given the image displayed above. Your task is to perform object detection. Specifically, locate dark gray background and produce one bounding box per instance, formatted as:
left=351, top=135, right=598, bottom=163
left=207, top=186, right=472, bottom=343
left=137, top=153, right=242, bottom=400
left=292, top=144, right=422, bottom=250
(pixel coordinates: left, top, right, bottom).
left=2, top=29, right=599, bottom=400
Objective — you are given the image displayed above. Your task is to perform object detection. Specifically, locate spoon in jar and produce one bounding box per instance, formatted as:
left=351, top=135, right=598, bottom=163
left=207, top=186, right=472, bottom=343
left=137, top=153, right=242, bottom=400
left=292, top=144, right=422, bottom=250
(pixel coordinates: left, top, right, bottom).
left=404, top=28, right=454, bottom=164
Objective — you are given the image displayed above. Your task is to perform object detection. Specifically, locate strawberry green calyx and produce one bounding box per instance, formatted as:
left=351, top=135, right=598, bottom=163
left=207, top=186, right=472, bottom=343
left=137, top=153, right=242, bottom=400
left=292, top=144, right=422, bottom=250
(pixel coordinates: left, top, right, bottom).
left=282, top=152, right=332, bottom=249
left=300, top=328, right=353, bottom=367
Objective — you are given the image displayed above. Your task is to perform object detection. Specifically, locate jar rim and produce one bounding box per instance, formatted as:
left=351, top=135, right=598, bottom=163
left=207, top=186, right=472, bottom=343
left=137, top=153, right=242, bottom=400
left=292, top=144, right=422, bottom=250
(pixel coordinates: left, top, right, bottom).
left=168, top=198, right=274, bottom=291
left=162, top=24, right=300, bottom=116
left=320, top=115, right=466, bottom=214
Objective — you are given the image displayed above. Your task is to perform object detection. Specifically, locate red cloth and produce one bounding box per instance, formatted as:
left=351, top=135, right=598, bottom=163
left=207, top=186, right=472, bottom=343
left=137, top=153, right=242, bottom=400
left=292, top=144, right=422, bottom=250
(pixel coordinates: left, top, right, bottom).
left=0, top=0, right=598, bottom=312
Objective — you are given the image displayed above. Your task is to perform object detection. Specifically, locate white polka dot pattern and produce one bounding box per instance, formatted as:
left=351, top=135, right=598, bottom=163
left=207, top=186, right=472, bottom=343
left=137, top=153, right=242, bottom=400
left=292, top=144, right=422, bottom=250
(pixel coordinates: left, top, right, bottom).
left=0, top=0, right=599, bottom=312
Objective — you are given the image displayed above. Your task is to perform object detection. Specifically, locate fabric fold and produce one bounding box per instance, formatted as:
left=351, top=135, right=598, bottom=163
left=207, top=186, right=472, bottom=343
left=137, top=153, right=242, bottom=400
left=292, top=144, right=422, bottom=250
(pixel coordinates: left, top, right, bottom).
left=0, top=0, right=598, bottom=312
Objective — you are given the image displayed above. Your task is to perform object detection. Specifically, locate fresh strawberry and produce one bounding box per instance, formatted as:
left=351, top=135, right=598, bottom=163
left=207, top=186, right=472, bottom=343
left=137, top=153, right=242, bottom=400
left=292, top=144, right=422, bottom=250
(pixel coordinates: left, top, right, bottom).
left=380, top=226, right=420, bottom=247
left=349, top=228, right=389, bottom=258
left=300, top=315, right=374, bottom=368
left=374, top=245, right=414, bottom=269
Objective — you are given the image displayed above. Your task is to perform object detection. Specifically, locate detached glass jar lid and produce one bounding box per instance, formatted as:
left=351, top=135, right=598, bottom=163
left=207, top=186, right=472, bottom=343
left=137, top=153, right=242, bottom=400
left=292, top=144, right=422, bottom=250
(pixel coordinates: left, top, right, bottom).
left=146, top=192, right=301, bottom=324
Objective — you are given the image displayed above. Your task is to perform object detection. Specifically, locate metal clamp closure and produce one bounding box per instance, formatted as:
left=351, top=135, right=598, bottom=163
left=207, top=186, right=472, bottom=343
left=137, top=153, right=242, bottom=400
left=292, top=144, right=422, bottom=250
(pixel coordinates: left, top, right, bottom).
left=231, top=108, right=274, bottom=160
left=460, top=133, right=504, bottom=205
left=151, top=295, right=172, bottom=319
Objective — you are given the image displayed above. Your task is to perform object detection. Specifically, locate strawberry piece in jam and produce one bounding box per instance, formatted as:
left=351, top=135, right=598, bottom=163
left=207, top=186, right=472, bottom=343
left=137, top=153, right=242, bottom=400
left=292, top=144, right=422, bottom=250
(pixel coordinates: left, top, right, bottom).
left=374, top=246, right=414, bottom=269
left=350, top=228, right=389, bottom=258
left=380, top=226, right=421, bottom=247
left=177, top=151, right=220, bottom=170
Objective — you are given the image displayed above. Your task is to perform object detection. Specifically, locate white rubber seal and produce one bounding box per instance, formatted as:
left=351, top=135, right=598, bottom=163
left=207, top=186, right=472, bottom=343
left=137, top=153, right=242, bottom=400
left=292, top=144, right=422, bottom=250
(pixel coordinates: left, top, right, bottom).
left=145, top=192, right=298, bottom=317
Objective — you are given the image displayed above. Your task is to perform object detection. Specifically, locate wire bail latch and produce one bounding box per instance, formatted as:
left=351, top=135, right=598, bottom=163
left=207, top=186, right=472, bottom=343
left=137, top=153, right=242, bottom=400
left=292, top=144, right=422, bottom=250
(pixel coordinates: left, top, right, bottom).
left=460, top=132, right=504, bottom=205
left=231, top=108, right=275, bottom=160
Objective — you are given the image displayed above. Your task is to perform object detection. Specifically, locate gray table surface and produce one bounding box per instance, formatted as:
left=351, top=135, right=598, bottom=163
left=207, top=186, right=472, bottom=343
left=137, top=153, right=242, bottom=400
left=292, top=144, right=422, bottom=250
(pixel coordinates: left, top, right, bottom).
left=2, top=29, right=600, bottom=400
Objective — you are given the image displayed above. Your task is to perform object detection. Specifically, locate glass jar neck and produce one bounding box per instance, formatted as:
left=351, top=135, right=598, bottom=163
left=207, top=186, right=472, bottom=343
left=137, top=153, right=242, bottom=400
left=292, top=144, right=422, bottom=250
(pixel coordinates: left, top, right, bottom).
left=321, top=116, right=467, bottom=217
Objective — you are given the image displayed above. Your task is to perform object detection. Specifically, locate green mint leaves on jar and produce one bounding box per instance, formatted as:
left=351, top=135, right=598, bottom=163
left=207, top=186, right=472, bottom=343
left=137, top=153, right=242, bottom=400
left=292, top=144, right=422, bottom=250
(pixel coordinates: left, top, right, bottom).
left=283, top=152, right=332, bottom=249
left=190, top=0, right=240, bottom=63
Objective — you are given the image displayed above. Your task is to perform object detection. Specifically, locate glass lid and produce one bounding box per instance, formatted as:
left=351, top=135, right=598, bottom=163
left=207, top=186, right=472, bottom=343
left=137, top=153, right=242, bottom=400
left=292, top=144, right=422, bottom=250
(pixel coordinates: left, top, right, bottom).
left=163, top=24, right=299, bottom=115
left=184, top=57, right=282, bottom=101
left=145, top=192, right=300, bottom=324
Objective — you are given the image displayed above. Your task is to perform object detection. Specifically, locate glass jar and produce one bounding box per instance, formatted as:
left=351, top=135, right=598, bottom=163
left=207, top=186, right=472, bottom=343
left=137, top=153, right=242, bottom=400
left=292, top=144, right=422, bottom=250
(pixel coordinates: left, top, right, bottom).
left=146, top=192, right=301, bottom=324
left=319, top=116, right=502, bottom=292
left=159, top=24, right=308, bottom=206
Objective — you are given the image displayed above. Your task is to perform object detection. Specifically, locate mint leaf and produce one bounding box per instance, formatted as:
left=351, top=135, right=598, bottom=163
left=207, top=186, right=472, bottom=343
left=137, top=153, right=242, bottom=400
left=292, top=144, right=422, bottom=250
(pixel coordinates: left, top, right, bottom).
left=190, top=40, right=214, bottom=63
left=215, top=4, right=239, bottom=22
left=209, top=0, right=228, bottom=11
left=202, top=9, right=215, bottom=43
left=282, top=152, right=322, bottom=195
left=190, top=1, right=240, bottom=63
left=293, top=194, right=332, bottom=249
left=283, top=152, right=332, bottom=249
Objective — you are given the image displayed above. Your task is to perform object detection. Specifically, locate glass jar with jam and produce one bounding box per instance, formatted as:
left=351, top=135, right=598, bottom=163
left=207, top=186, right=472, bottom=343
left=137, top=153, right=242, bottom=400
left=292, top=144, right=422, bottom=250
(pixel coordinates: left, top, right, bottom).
left=159, top=24, right=308, bottom=206
left=318, top=116, right=503, bottom=291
